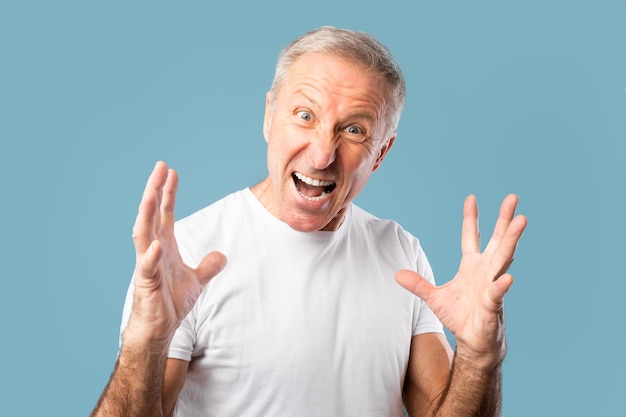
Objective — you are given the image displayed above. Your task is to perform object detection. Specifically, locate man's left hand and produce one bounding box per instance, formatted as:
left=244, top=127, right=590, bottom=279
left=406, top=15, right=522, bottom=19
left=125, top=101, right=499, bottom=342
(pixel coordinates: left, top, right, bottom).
left=396, top=194, right=527, bottom=370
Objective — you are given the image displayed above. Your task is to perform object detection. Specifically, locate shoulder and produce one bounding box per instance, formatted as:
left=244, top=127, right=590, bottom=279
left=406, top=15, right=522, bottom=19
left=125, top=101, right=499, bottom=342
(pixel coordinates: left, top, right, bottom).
left=177, top=189, right=249, bottom=227
left=349, top=204, right=435, bottom=280
left=173, top=189, right=252, bottom=266
left=350, top=203, right=423, bottom=257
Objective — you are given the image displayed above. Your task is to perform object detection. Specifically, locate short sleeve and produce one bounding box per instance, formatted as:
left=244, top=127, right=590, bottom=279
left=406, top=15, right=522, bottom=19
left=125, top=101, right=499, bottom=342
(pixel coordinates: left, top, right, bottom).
left=167, top=311, right=196, bottom=361
left=412, top=245, right=444, bottom=336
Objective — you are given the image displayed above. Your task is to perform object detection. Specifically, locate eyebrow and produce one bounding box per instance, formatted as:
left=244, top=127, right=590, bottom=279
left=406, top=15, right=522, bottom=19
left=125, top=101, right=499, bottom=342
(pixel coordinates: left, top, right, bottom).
left=293, top=90, right=377, bottom=124
left=294, top=90, right=319, bottom=107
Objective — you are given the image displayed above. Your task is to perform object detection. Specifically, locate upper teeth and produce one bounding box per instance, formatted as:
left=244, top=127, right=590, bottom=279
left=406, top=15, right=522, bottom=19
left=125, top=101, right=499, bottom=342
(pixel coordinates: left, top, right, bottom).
left=294, top=172, right=334, bottom=187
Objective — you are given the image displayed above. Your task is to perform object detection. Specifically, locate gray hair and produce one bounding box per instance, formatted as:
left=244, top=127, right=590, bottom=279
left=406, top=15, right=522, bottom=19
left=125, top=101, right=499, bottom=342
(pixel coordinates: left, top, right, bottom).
left=270, top=26, right=406, bottom=136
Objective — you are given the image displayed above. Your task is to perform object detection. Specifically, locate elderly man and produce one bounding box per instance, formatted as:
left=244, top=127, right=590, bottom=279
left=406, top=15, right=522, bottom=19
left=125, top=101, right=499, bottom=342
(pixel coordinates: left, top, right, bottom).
left=92, top=26, right=526, bottom=417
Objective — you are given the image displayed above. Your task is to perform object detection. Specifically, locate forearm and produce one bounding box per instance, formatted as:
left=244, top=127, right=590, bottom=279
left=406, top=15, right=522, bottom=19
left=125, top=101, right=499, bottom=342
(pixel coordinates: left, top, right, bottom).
left=91, top=334, right=170, bottom=417
left=431, top=351, right=502, bottom=417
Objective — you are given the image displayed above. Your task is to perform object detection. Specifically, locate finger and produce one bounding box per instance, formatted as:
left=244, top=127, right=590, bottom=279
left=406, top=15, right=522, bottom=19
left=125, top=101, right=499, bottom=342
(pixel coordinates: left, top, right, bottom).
left=160, top=168, right=179, bottom=231
left=490, top=214, right=527, bottom=277
left=488, top=273, right=514, bottom=304
left=195, top=251, right=228, bottom=287
left=461, top=195, right=480, bottom=254
left=132, top=188, right=156, bottom=254
left=148, top=162, right=169, bottom=234
left=135, top=239, right=162, bottom=281
left=395, top=269, right=436, bottom=303
left=132, top=162, right=168, bottom=254
left=484, top=194, right=518, bottom=255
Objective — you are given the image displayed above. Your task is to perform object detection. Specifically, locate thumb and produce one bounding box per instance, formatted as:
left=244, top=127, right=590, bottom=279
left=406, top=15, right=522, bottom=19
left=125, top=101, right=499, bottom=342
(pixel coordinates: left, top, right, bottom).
left=395, top=269, right=435, bottom=302
left=195, top=251, right=227, bottom=287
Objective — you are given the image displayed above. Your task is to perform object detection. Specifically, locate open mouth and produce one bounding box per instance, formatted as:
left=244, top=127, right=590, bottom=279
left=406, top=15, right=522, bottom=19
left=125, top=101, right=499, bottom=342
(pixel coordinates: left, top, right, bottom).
left=292, top=172, right=336, bottom=201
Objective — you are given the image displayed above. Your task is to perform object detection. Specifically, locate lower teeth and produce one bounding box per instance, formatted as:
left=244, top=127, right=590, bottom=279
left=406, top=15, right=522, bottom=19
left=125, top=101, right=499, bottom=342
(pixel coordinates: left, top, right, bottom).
left=299, top=190, right=329, bottom=201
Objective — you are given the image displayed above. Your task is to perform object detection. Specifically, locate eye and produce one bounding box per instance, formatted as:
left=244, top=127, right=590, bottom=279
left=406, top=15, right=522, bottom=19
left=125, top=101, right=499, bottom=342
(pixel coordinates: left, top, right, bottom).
left=345, top=125, right=363, bottom=135
left=297, top=110, right=313, bottom=122
left=341, top=125, right=367, bottom=143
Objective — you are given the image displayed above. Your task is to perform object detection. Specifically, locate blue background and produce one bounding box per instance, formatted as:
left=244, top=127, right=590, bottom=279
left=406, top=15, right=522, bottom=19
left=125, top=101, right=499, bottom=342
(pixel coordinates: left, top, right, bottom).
left=1, top=1, right=624, bottom=415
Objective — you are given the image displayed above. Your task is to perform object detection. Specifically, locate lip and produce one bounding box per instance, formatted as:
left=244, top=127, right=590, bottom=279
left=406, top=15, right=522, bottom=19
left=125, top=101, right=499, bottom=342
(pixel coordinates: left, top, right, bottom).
left=291, top=171, right=337, bottom=204
left=293, top=171, right=336, bottom=187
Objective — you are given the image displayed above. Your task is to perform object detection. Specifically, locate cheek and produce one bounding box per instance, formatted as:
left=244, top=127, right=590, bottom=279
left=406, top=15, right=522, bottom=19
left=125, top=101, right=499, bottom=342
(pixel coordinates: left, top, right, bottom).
left=268, top=126, right=306, bottom=163
left=266, top=133, right=296, bottom=177
left=339, top=154, right=377, bottom=196
left=343, top=147, right=378, bottom=177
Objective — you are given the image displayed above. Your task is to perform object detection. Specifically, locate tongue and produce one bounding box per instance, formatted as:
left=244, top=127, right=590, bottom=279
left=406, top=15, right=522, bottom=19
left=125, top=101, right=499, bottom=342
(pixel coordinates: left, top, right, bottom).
left=298, top=180, right=325, bottom=197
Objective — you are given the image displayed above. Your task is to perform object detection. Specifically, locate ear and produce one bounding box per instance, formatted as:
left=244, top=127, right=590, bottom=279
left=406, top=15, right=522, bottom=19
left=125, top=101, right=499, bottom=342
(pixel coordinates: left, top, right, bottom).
left=372, top=135, right=396, bottom=172
left=263, top=91, right=272, bottom=143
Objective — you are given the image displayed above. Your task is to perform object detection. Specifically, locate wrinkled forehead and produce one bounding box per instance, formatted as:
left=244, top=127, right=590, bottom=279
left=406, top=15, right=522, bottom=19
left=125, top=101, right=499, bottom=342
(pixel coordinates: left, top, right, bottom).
left=280, top=52, right=393, bottom=104
left=300, top=52, right=389, bottom=81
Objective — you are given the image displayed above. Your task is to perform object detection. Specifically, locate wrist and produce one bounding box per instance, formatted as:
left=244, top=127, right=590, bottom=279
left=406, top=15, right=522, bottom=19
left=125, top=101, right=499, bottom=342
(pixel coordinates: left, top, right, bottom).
left=118, top=336, right=170, bottom=381
left=121, top=319, right=173, bottom=358
left=454, top=339, right=507, bottom=376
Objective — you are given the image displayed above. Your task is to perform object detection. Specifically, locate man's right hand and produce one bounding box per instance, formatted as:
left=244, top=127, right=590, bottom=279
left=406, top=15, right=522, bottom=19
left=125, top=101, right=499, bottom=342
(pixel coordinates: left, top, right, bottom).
left=125, top=161, right=227, bottom=347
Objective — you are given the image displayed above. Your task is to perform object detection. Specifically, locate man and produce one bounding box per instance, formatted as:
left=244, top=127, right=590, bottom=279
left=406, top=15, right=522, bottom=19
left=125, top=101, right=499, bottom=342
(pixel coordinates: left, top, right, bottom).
left=92, top=26, right=526, bottom=416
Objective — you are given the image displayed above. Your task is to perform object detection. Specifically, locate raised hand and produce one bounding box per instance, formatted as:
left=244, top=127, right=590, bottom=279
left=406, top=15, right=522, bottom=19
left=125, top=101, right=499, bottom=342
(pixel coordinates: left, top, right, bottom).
left=396, top=194, right=526, bottom=368
left=125, top=161, right=227, bottom=346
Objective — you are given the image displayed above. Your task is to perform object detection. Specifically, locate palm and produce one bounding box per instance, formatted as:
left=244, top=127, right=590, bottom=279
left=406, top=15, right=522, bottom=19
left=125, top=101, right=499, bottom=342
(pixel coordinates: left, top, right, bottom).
left=396, top=195, right=526, bottom=358
left=128, top=162, right=226, bottom=342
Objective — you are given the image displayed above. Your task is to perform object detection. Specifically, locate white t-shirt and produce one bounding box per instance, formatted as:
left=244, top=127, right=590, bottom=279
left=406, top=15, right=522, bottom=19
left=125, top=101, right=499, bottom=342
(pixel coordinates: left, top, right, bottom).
left=121, top=189, right=442, bottom=417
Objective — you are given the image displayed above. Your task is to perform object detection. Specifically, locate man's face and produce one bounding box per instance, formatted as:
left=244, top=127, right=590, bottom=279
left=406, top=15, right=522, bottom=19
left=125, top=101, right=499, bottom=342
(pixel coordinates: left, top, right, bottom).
left=255, top=52, right=395, bottom=232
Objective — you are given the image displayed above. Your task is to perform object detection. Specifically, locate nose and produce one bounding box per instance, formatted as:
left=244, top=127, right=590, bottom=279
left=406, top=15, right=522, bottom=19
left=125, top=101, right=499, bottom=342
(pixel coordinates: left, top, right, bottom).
left=307, top=129, right=339, bottom=170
